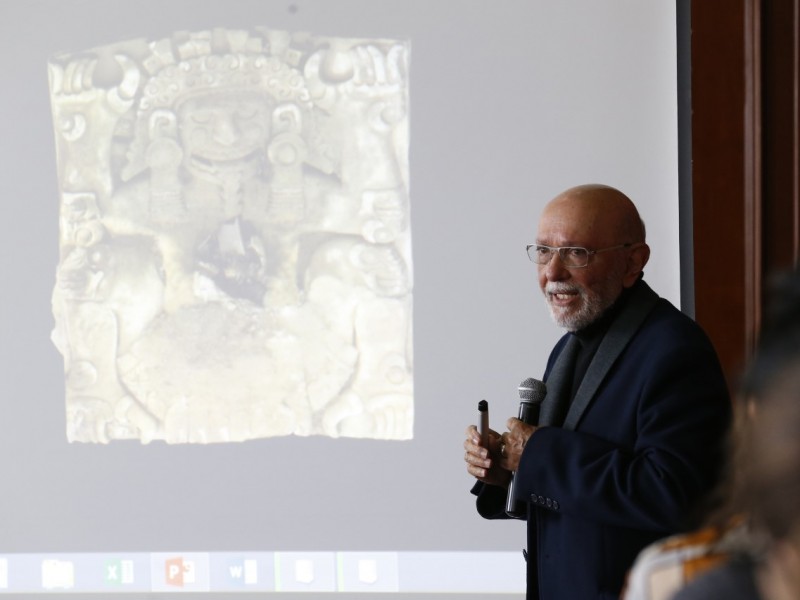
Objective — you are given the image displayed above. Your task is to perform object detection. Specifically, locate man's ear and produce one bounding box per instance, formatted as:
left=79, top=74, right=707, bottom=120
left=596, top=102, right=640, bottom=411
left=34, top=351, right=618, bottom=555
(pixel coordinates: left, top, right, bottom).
left=622, top=243, right=650, bottom=287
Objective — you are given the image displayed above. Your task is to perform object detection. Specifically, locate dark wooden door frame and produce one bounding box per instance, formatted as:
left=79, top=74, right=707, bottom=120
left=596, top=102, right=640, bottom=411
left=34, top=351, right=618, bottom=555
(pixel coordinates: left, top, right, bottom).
left=689, top=0, right=800, bottom=389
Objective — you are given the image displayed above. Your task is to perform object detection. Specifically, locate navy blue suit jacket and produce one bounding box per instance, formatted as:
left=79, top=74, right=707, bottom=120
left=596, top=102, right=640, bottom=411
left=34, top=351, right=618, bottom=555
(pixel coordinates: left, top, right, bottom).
left=473, top=281, right=731, bottom=600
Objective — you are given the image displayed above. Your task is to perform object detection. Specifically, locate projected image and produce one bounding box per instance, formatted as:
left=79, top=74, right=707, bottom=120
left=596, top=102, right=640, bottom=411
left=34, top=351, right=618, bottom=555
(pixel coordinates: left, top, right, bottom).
left=48, top=28, right=412, bottom=444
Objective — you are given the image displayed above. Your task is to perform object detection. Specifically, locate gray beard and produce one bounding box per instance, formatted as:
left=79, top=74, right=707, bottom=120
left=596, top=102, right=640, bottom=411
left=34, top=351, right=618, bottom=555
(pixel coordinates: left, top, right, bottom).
left=545, top=284, right=619, bottom=332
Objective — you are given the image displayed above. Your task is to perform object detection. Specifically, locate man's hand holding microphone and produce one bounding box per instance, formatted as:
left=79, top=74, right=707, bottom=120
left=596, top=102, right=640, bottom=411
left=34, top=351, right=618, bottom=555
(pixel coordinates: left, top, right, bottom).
left=463, top=378, right=546, bottom=512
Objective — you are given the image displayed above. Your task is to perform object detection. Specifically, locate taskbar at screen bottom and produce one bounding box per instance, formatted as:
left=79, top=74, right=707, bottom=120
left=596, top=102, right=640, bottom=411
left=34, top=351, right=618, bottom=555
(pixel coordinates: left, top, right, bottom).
left=0, top=551, right=524, bottom=594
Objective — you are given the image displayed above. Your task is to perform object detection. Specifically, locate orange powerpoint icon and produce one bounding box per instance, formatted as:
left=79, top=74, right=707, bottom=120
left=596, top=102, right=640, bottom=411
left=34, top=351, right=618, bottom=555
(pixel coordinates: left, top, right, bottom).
left=165, top=557, right=195, bottom=587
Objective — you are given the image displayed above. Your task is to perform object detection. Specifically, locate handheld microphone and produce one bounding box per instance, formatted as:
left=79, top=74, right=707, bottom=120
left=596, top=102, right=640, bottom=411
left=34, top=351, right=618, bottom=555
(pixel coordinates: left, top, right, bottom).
left=505, top=377, right=547, bottom=518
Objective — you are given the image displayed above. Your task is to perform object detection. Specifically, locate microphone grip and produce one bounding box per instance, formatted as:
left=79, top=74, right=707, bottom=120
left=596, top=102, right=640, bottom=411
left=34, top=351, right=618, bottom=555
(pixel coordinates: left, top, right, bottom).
left=517, top=401, right=539, bottom=427
left=505, top=401, right=538, bottom=518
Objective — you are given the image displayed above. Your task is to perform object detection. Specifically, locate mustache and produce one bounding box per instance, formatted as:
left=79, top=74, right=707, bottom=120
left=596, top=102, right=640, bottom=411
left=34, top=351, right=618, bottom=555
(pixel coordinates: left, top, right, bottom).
left=544, top=283, right=582, bottom=295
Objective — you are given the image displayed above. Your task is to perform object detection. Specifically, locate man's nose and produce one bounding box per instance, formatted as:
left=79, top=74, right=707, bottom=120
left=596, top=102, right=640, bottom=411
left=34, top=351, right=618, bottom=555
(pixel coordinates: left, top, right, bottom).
left=542, top=252, right=570, bottom=280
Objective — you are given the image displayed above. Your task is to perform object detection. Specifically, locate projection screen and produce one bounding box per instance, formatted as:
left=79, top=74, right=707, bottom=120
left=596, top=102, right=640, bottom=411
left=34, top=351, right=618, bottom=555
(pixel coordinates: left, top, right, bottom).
left=0, top=0, right=681, bottom=596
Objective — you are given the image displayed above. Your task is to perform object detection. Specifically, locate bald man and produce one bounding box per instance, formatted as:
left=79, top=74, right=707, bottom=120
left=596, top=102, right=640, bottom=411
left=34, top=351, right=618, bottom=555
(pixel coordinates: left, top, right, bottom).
left=464, top=185, right=731, bottom=600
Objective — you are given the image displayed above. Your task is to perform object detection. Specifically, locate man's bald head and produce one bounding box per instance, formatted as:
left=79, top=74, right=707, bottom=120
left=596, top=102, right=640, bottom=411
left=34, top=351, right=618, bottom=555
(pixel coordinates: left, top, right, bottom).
left=546, top=184, right=646, bottom=247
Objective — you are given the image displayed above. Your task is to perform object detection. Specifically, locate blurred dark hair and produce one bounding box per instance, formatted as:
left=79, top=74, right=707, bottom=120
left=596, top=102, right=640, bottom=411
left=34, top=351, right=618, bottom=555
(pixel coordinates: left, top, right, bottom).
left=739, top=267, right=800, bottom=541
left=740, top=268, right=800, bottom=398
left=699, top=267, right=800, bottom=531
left=745, top=361, right=800, bottom=541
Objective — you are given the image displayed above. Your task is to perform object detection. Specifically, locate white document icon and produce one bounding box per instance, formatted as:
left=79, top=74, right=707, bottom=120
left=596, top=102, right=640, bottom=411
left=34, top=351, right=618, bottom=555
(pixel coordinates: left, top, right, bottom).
left=0, top=558, right=8, bottom=589
left=294, top=559, right=315, bottom=584
left=244, top=559, right=258, bottom=585
left=358, top=559, right=379, bottom=584
left=42, top=559, right=75, bottom=589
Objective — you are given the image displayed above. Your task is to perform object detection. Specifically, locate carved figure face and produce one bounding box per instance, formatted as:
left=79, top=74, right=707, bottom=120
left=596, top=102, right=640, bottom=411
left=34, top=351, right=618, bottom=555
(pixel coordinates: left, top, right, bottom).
left=178, top=92, right=270, bottom=163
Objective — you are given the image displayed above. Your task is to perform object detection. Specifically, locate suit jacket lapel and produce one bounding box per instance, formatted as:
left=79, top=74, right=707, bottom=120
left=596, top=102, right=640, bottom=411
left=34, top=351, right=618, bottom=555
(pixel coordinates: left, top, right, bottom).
left=561, top=281, right=659, bottom=431
left=538, top=334, right=581, bottom=427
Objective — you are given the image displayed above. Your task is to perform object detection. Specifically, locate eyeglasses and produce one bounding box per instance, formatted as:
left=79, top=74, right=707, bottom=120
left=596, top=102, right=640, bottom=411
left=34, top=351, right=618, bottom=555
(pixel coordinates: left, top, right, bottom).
left=526, top=243, right=637, bottom=268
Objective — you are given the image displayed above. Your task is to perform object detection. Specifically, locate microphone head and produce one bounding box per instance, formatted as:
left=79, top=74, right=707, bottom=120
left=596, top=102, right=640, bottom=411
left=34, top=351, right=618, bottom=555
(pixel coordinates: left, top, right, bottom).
left=519, top=377, right=547, bottom=405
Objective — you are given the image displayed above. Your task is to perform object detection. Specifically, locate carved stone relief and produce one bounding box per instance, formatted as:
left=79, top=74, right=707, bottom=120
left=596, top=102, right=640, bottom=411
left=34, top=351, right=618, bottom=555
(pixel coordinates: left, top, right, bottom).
left=48, top=28, right=412, bottom=443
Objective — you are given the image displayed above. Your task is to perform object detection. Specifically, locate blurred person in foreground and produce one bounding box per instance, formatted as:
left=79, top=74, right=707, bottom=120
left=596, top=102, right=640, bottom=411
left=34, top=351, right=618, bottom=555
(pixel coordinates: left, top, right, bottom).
left=744, top=267, right=800, bottom=600
left=625, top=267, right=800, bottom=600
left=748, top=355, right=800, bottom=600
left=463, top=184, right=731, bottom=600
